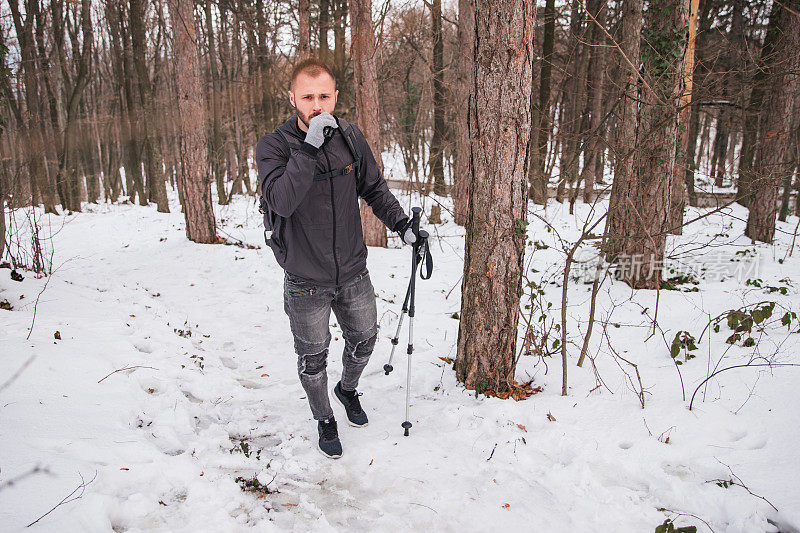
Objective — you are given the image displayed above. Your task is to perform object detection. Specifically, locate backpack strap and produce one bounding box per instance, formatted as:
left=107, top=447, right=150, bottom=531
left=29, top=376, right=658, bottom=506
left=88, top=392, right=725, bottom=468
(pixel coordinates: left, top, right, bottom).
left=334, top=117, right=363, bottom=183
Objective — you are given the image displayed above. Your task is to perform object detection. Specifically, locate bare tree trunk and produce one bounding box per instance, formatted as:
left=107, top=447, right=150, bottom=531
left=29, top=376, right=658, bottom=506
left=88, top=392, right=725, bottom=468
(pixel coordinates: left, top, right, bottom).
left=299, top=0, right=311, bottom=58
left=745, top=1, right=800, bottom=243
left=669, top=0, right=700, bottom=231
left=167, top=0, right=217, bottom=243
left=9, top=0, right=58, bottom=213
left=556, top=1, right=584, bottom=203
left=607, top=0, right=690, bottom=289
left=452, top=0, right=474, bottom=225
left=737, top=0, right=781, bottom=207
left=318, top=0, right=331, bottom=62
left=429, top=0, right=446, bottom=198
left=332, top=0, right=351, bottom=115
left=58, top=0, right=93, bottom=213
left=605, top=0, right=644, bottom=260
left=455, top=0, right=534, bottom=393
left=528, top=0, right=555, bottom=206
left=579, top=0, right=607, bottom=205
left=349, top=0, right=387, bottom=247
left=711, top=107, right=730, bottom=187
left=118, top=0, right=148, bottom=205
left=203, top=1, right=228, bottom=206
left=131, top=0, right=169, bottom=212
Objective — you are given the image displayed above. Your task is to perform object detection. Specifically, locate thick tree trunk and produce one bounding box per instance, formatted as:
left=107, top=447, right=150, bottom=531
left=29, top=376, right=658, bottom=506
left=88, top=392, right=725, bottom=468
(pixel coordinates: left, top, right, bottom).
left=455, top=0, right=534, bottom=393
left=745, top=2, right=800, bottom=243
left=607, top=0, right=689, bottom=289
left=167, top=0, right=217, bottom=243
left=131, top=0, right=169, bottom=212
left=528, top=0, right=555, bottom=206
left=349, top=0, right=387, bottom=247
left=737, top=0, right=781, bottom=207
left=452, top=0, right=474, bottom=225
left=605, top=0, right=644, bottom=260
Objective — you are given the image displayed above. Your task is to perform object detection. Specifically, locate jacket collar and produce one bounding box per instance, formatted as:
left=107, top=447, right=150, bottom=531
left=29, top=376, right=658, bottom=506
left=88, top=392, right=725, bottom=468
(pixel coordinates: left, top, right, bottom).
left=280, top=114, right=307, bottom=142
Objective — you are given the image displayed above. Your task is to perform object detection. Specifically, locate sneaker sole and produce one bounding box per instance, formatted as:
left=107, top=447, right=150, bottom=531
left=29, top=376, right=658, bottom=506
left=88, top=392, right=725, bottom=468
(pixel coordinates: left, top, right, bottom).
left=317, top=443, right=342, bottom=459
left=333, top=389, right=369, bottom=428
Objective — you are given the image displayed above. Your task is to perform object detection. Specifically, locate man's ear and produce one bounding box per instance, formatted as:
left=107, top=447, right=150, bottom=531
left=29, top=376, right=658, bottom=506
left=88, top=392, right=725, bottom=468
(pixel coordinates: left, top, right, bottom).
left=288, top=90, right=295, bottom=108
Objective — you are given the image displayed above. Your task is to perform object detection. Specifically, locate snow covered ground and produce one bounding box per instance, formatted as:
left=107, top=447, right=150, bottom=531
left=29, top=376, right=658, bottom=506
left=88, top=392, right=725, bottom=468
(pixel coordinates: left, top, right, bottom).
left=1, top=190, right=799, bottom=532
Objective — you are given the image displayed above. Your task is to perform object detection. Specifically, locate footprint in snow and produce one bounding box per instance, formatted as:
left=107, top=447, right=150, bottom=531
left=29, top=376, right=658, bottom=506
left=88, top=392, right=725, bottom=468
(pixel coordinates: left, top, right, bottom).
left=133, top=340, right=154, bottom=353
left=727, top=429, right=748, bottom=442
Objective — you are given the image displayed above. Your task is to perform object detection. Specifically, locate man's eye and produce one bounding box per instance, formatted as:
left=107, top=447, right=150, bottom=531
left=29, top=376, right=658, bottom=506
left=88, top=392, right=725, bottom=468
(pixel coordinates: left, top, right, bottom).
left=321, top=95, right=329, bottom=99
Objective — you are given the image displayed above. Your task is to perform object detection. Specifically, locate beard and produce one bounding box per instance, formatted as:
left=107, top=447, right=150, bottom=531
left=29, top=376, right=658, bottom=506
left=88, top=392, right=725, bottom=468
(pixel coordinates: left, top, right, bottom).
left=295, top=107, right=322, bottom=129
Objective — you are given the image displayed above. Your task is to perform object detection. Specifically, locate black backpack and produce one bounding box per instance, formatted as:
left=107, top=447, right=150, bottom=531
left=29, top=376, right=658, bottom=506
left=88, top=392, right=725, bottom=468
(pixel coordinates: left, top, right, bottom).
left=259, top=116, right=362, bottom=244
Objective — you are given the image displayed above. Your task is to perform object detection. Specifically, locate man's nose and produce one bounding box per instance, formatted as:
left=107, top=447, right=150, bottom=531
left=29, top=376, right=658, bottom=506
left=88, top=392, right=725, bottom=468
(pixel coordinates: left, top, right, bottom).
left=313, top=97, right=323, bottom=110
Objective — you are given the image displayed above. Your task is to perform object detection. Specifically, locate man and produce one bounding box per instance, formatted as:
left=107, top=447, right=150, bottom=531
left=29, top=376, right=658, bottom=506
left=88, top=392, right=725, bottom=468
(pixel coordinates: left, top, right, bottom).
left=255, top=58, right=417, bottom=459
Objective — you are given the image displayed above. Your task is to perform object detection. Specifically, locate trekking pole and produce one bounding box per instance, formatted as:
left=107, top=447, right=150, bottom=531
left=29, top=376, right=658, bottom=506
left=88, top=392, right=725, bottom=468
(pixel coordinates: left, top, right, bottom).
left=383, top=207, right=433, bottom=437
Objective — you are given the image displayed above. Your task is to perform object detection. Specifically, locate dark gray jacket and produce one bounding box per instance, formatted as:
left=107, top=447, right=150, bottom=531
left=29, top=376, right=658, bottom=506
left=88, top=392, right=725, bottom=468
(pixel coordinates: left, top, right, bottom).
left=256, top=114, right=407, bottom=287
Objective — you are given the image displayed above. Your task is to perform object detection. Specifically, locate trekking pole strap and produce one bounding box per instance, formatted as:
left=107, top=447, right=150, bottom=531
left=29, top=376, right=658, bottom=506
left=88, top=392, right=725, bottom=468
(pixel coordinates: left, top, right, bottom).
left=417, top=232, right=433, bottom=280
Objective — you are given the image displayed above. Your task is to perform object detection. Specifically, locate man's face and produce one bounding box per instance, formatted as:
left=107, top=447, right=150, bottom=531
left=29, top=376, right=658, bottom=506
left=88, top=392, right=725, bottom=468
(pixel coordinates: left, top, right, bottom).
left=289, top=72, right=338, bottom=131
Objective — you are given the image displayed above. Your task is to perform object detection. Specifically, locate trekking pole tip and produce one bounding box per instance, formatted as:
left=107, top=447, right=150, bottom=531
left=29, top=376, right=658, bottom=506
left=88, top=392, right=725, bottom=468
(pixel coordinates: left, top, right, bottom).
left=383, top=364, right=394, bottom=375
left=402, top=421, right=412, bottom=436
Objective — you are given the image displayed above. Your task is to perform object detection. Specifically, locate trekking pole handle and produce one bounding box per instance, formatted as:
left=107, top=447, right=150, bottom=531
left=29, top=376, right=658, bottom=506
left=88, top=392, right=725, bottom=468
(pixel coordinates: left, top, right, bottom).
left=411, top=207, right=421, bottom=239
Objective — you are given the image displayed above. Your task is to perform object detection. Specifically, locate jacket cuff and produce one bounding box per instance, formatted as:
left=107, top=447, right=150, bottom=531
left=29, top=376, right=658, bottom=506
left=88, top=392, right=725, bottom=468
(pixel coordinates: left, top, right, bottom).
left=393, top=217, right=409, bottom=234
left=300, top=142, right=319, bottom=157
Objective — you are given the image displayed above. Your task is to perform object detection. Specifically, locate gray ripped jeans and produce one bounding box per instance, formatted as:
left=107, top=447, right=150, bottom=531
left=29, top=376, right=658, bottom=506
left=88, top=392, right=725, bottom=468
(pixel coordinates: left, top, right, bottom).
left=284, top=269, right=378, bottom=421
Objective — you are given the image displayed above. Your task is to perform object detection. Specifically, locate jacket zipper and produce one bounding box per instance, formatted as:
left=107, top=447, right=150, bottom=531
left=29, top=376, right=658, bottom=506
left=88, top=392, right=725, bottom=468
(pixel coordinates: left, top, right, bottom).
left=321, top=145, right=340, bottom=285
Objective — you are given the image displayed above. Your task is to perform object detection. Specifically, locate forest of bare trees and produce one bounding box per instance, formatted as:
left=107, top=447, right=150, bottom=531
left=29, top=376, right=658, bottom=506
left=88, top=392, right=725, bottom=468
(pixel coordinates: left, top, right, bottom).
left=2, top=0, right=799, bottom=393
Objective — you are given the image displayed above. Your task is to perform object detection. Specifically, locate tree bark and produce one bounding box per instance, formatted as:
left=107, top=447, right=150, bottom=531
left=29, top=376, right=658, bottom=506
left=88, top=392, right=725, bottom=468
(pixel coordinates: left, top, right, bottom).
left=670, top=0, right=701, bottom=228
left=167, top=0, right=217, bottom=243
left=452, top=0, right=474, bottom=225
left=455, top=0, right=534, bottom=393
left=299, top=0, right=311, bottom=58
left=745, top=1, right=800, bottom=243
left=605, top=0, right=644, bottom=260
left=349, top=0, right=387, bottom=247
left=607, top=0, right=689, bottom=289
left=737, top=0, right=781, bottom=207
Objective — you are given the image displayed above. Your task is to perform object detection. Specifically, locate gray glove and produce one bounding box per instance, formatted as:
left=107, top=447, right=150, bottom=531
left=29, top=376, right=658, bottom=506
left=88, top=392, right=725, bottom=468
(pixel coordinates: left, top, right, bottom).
left=396, top=218, right=417, bottom=245
left=304, top=112, right=339, bottom=148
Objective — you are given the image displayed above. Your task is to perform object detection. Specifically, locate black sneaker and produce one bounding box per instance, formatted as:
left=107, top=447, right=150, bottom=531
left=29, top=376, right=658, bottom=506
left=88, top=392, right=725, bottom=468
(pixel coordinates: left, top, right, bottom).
left=333, top=381, right=369, bottom=427
left=317, top=418, right=342, bottom=459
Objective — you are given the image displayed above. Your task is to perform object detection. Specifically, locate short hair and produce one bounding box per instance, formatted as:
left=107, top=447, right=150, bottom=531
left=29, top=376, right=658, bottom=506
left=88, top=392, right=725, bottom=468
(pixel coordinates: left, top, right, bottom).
left=290, top=58, right=336, bottom=90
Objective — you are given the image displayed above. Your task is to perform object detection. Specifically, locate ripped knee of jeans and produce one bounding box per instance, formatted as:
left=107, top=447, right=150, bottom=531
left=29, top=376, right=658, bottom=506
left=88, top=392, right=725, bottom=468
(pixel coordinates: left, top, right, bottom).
left=297, top=349, right=328, bottom=375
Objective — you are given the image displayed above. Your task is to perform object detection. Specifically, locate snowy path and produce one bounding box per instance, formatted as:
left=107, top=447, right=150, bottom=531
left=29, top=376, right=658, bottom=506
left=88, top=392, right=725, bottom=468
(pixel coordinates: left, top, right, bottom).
left=2, top=196, right=799, bottom=532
